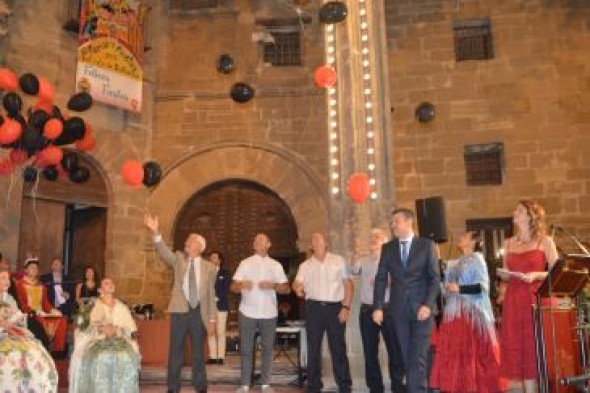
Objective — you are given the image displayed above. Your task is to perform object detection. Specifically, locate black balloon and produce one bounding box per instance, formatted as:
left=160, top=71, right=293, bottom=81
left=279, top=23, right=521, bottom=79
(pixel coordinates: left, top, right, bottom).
left=319, top=1, right=348, bottom=24
left=28, top=110, right=50, bottom=130
left=52, top=105, right=64, bottom=120
left=142, top=161, right=162, bottom=187
left=3, top=92, right=22, bottom=115
left=19, top=73, right=39, bottom=95
left=21, top=127, right=45, bottom=154
left=230, top=83, right=255, bottom=103
left=67, top=92, right=93, bottom=112
left=23, top=166, right=38, bottom=182
left=42, top=166, right=58, bottom=181
left=61, top=150, right=78, bottom=172
left=63, top=117, right=86, bottom=141
left=217, top=54, right=235, bottom=74
left=69, top=166, right=90, bottom=183
left=415, top=102, right=436, bottom=123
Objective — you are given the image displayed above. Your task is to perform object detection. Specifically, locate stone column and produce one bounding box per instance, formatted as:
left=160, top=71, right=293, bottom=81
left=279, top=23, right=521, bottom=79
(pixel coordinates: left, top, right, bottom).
left=324, top=0, right=394, bottom=391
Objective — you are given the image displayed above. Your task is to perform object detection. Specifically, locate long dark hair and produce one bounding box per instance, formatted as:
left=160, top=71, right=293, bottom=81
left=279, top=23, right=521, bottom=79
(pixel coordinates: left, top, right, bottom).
left=81, top=265, right=100, bottom=285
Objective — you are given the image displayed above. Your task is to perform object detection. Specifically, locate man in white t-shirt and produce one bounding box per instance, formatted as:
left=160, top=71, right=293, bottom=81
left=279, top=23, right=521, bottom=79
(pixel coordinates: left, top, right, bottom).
left=293, top=232, right=353, bottom=393
left=231, top=233, right=290, bottom=393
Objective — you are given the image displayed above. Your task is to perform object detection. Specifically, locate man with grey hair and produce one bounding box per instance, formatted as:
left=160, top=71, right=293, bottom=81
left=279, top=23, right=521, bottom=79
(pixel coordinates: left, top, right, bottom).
left=351, top=228, right=405, bottom=393
left=144, top=214, right=218, bottom=393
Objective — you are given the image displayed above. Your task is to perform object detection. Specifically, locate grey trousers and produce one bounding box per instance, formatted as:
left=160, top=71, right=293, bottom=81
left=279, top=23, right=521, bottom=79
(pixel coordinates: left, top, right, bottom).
left=167, top=306, right=207, bottom=392
left=239, top=312, right=277, bottom=385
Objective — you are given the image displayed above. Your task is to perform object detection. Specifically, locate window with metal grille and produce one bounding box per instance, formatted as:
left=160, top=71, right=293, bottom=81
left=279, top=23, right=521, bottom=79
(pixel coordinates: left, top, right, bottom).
left=463, top=142, right=504, bottom=186
left=170, top=0, right=219, bottom=11
left=263, top=30, right=302, bottom=66
left=454, top=18, right=494, bottom=62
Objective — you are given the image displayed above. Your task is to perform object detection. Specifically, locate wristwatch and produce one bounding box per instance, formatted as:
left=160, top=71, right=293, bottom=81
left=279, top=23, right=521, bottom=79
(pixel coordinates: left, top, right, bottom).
left=341, top=304, right=350, bottom=311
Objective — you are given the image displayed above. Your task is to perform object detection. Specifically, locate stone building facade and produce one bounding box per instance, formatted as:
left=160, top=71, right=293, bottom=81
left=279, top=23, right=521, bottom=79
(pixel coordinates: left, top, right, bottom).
left=0, top=0, right=589, bottom=311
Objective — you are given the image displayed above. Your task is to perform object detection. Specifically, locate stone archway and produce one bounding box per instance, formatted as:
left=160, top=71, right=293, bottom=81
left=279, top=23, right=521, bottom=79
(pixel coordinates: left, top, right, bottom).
left=147, top=142, right=329, bottom=251
left=19, top=151, right=110, bottom=278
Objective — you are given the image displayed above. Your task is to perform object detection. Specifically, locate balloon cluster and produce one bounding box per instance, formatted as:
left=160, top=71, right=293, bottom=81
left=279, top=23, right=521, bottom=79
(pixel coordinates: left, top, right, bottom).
left=121, top=159, right=162, bottom=188
left=0, top=68, right=96, bottom=183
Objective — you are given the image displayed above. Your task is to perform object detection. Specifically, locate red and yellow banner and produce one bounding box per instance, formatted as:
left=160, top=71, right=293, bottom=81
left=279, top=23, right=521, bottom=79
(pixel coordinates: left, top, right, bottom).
left=76, top=0, right=146, bottom=112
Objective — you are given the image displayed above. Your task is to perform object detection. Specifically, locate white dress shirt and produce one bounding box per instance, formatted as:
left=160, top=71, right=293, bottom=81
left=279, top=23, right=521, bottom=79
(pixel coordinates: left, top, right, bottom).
left=233, top=254, right=288, bottom=319
left=399, top=233, right=414, bottom=262
left=295, top=252, right=350, bottom=302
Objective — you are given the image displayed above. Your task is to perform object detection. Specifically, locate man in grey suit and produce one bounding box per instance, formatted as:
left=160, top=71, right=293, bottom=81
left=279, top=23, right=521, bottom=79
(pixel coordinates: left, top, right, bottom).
left=145, top=214, right=217, bottom=393
left=372, top=208, right=440, bottom=393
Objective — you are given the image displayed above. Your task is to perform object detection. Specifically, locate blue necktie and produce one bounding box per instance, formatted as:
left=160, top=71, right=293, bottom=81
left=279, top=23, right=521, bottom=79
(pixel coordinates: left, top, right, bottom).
left=401, top=240, right=409, bottom=269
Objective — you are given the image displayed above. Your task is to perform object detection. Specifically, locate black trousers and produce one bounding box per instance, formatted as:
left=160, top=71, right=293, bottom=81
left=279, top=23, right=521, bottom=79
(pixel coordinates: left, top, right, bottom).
left=167, top=305, right=207, bottom=392
left=305, top=300, right=352, bottom=393
left=360, top=304, right=405, bottom=393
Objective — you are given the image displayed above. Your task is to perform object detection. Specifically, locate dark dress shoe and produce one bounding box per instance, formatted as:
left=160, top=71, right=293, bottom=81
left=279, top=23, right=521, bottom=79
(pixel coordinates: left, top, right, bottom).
left=217, top=358, right=224, bottom=365
left=206, top=359, right=217, bottom=364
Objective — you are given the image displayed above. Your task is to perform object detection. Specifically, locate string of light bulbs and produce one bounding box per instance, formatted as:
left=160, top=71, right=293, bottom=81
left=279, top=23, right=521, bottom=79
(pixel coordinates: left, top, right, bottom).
left=359, top=0, right=378, bottom=200
left=324, top=18, right=340, bottom=196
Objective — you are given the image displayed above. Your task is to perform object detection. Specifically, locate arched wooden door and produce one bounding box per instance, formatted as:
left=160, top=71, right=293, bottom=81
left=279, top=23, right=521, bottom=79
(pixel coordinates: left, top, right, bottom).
left=173, top=179, right=301, bottom=275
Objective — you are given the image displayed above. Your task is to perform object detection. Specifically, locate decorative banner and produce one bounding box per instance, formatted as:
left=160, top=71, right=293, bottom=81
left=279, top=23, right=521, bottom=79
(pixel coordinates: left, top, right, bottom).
left=76, top=1, right=147, bottom=112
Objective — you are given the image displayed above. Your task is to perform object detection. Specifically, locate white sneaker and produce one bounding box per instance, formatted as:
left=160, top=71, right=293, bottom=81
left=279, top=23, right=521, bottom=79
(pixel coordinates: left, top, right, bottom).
left=235, top=386, right=249, bottom=393
left=261, top=385, right=274, bottom=393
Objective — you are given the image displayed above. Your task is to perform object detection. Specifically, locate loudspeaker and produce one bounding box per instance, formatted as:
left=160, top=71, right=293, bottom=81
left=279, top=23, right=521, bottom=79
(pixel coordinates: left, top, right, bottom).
left=415, top=196, right=447, bottom=243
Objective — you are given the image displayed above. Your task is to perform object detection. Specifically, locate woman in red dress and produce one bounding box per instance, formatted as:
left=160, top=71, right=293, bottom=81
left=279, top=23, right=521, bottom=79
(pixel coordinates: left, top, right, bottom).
left=498, top=200, right=558, bottom=393
left=430, top=231, right=505, bottom=393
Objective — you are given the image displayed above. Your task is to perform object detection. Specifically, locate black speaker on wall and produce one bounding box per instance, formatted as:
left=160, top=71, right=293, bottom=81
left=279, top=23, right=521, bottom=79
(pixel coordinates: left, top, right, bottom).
left=415, top=196, right=447, bottom=243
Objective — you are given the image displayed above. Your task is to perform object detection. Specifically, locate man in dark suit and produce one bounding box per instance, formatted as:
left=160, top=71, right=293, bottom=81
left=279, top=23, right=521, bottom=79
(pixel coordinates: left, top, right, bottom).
left=373, top=208, right=440, bottom=393
left=40, top=257, right=75, bottom=317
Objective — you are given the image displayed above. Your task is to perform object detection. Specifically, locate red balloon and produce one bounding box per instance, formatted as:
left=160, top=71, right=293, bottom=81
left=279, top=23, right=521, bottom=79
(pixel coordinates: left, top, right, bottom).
left=38, top=77, right=55, bottom=103
left=314, top=66, right=337, bottom=88
left=121, top=159, right=144, bottom=187
left=76, top=136, right=95, bottom=151
left=33, top=99, right=53, bottom=114
left=43, top=118, right=63, bottom=140
left=38, top=146, right=63, bottom=166
left=9, top=149, right=28, bottom=165
left=0, top=159, right=14, bottom=176
left=0, top=68, right=18, bottom=91
left=0, top=118, right=23, bottom=144
left=346, top=172, right=371, bottom=203
left=76, top=124, right=95, bottom=151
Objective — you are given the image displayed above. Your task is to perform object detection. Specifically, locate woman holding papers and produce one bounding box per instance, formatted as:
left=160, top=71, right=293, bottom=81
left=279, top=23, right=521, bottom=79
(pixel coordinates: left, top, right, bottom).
left=430, top=231, right=505, bottom=392
left=497, top=200, right=558, bottom=393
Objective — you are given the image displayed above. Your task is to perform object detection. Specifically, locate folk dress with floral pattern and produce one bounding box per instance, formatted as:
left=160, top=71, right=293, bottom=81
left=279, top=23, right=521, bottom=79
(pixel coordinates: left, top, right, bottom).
left=0, top=293, right=58, bottom=392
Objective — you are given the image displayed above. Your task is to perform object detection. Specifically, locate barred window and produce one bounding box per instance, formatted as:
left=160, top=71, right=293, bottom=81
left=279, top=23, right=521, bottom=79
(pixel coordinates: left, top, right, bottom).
left=263, top=30, right=302, bottom=67
left=463, top=142, right=504, bottom=186
left=454, top=18, right=494, bottom=62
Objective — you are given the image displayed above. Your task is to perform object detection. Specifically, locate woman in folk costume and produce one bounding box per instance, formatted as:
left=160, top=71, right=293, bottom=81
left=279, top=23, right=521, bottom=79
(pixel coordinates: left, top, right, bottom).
left=69, top=277, right=140, bottom=393
left=430, top=231, right=506, bottom=392
left=0, top=269, right=58, bottom=392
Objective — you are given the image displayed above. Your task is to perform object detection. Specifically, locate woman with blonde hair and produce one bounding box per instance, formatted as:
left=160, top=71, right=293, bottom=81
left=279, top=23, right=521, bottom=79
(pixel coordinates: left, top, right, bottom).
left=498, top=200, right=559, bottom=393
